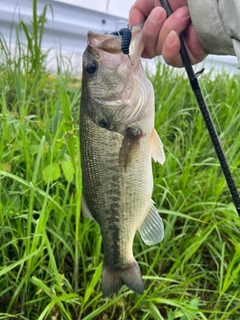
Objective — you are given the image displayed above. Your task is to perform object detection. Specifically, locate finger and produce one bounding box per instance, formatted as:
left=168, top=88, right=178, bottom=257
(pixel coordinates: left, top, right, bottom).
left=129, top=0, right=188, bottom=26
left=184, top=24, right=207, bottom=64
left=162, top=26, right=207, bottom=67
left=141, top=7, right=167, bottom=58
left=129, top=6, right=146, bottom=26
left=156, top=6, right=190, bottom=54
left=129, top=0, right=160, bottom=27
left=162, top=30, right=183, bottom=67
left=166, top=0, right=188, bottom=11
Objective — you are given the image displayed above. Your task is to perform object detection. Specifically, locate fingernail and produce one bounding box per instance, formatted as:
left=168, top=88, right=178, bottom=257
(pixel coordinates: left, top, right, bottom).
left=149, top=7, right=165, bottom=23
left=166, top=30, right=177, bottom=47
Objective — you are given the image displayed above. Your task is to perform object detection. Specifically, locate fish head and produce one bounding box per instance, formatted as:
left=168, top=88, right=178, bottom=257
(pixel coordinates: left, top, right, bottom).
left=81, top=24, right=145, bottom=107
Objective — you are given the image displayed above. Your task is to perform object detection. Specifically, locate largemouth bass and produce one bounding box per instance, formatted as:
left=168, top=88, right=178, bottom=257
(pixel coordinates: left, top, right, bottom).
left=80, top=24, right=165, bottom=297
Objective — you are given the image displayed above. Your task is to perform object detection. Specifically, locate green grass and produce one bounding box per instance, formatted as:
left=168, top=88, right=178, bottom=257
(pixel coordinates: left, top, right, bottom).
left=1, top=2, right=240, bottom=319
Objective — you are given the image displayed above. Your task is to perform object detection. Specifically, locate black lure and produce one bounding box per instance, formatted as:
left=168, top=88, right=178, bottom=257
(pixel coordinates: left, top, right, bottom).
left=111, top=28, right=132, bottom=56
left=119, top=28, right=132, bottom=55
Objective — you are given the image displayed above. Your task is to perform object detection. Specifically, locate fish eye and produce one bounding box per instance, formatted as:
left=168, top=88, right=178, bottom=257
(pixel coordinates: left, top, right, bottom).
left=86, top=60, right=98, bottom=75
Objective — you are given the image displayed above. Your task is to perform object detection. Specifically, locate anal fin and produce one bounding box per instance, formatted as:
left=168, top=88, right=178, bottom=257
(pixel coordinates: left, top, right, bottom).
left=139, top=200, right=164, bottom=245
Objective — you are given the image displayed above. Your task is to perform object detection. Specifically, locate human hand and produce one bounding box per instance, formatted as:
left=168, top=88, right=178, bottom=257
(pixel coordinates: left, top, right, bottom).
left=129, top=0, right=207, bottom=67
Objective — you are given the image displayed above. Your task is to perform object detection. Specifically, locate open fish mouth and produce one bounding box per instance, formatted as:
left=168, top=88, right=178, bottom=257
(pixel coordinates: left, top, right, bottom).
left=86, top=24, right=144, bottom=69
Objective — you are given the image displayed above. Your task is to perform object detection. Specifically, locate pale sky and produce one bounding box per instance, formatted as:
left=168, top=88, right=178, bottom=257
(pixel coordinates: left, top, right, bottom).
left=54, top=0, right=136, bottom=18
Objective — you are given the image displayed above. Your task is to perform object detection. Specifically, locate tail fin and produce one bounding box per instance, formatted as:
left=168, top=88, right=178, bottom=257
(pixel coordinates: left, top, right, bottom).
left=102, top=260, right=144, bottom=297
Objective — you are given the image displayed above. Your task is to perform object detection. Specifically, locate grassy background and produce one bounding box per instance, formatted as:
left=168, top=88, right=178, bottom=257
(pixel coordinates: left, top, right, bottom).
left=1, top=1, right=240, bottom=319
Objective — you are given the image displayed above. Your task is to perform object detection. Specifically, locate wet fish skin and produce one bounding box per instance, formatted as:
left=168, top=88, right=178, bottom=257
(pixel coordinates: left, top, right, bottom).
left=80, top=24, right=165, bottom=297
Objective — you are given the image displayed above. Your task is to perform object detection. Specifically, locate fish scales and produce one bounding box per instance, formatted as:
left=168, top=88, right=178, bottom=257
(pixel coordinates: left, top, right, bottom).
left=80, top=24, right=165, bottom=297
left=81, top=111, right=152, bottom=266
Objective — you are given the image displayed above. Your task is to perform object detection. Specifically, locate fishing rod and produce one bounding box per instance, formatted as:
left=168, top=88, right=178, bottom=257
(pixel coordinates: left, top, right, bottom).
left=159, top=0, right=240, bottom=216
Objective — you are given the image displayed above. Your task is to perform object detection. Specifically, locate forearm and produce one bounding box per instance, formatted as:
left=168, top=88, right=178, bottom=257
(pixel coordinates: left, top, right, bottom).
left=188, top=0, right=240, bottom=67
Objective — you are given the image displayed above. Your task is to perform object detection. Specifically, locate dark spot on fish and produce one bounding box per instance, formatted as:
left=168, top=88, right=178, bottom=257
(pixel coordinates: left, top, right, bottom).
left=125, top=127, right=142, bottom=138
left=85, top=60, right=98, bottom=75
left=119, top=127, right=142, bottom=171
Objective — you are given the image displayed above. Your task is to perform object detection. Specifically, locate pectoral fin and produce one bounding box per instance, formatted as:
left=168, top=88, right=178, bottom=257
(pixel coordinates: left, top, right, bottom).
left=119, top=127, right=142, bottom=171
left=150, top=128, right=165, bottom=165
left=81, top=195, right=95, bottom=221
left=139, top=200, right=164, bottom=245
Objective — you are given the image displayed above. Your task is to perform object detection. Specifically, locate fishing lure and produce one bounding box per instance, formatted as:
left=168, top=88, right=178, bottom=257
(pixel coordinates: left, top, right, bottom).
left=119, top=28, right=132, bottom=55
left=111, top=27, right=133, bottom=64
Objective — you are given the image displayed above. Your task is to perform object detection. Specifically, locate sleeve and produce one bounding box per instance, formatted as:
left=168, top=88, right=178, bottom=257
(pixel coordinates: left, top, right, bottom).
left=187, top=0, right=240, bottom=68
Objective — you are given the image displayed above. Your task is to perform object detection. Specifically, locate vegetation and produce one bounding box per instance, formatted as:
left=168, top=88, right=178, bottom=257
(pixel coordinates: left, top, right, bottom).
left=1, top=1, right=240, bottom=319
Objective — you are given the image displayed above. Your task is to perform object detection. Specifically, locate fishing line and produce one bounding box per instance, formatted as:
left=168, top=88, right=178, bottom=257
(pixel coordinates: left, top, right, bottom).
left=159, top=0, right=240, bottom=215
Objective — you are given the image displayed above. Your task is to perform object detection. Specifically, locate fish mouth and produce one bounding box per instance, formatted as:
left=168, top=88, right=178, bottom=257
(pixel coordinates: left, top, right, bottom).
left=86, top=24, right=144, bottom=69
